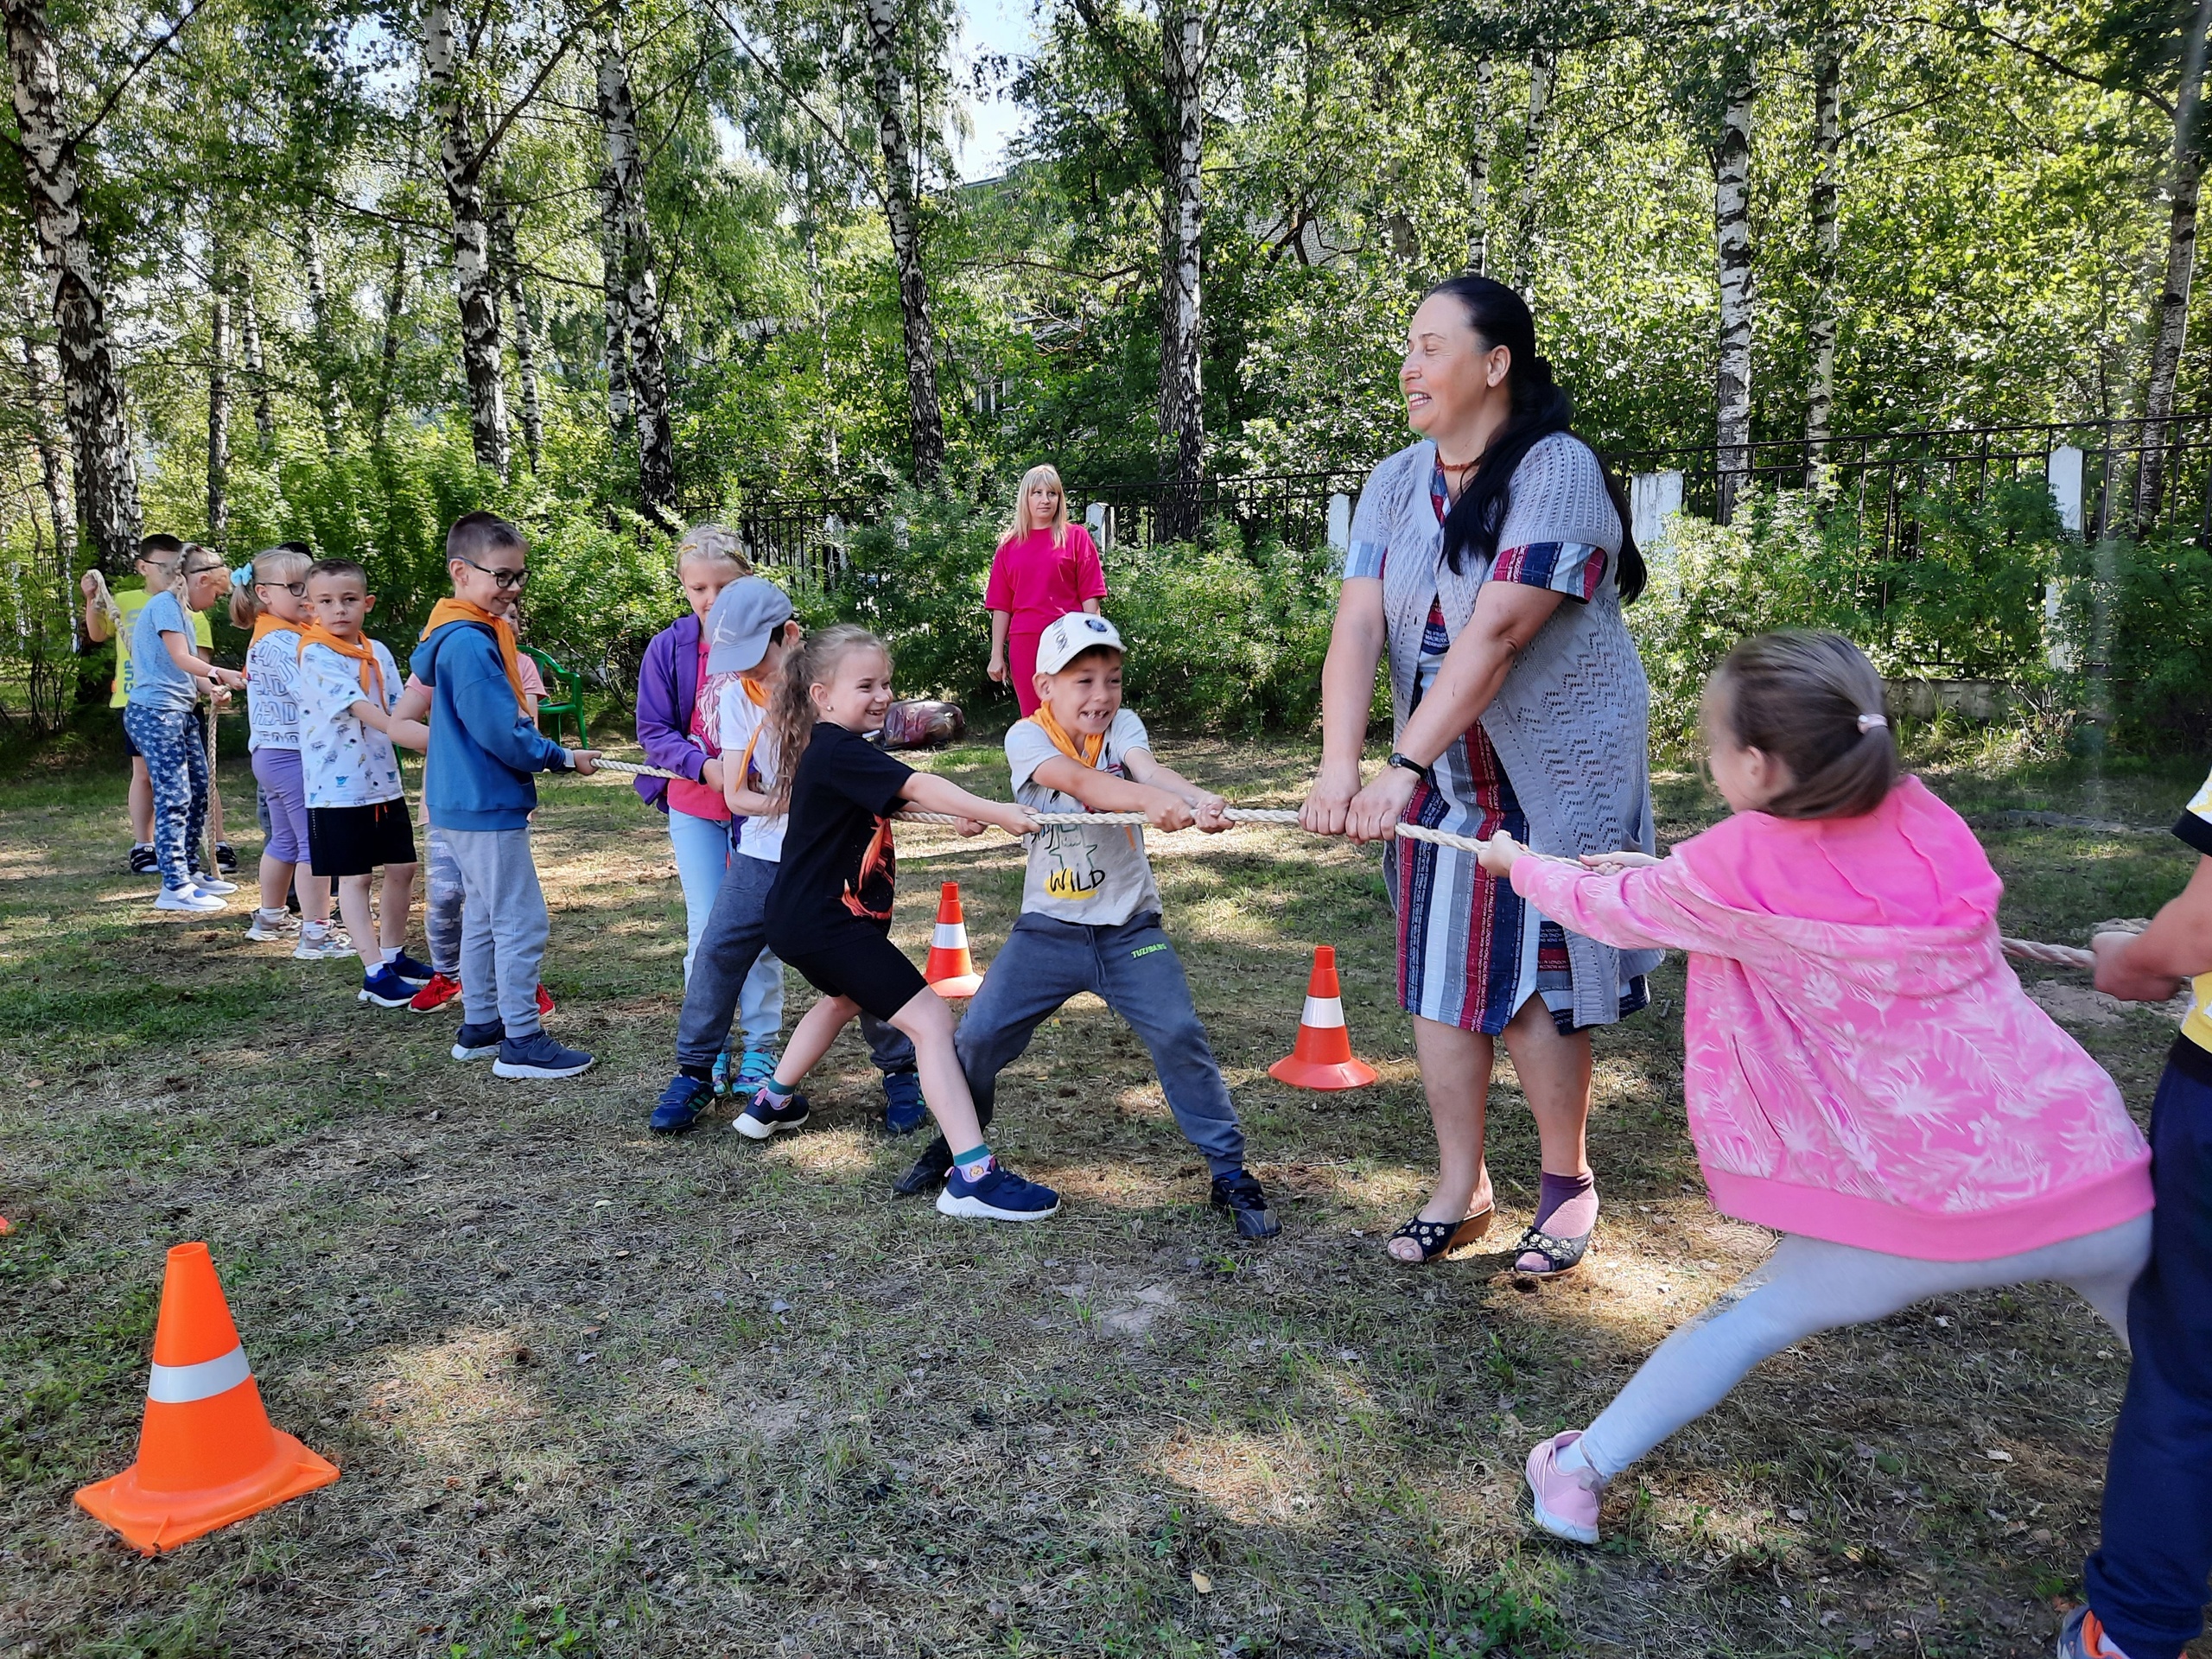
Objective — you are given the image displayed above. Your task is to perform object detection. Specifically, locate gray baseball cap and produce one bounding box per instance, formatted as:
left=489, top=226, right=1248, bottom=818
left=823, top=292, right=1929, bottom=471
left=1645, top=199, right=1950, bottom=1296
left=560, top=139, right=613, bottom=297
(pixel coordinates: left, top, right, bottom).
left=704, top=576, right=797, bottom=676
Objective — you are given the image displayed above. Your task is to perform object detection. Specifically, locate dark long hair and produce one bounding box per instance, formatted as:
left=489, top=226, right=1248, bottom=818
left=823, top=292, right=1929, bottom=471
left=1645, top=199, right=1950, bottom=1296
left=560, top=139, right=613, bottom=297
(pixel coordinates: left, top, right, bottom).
left=1423, top=275, right=1645, bottom=603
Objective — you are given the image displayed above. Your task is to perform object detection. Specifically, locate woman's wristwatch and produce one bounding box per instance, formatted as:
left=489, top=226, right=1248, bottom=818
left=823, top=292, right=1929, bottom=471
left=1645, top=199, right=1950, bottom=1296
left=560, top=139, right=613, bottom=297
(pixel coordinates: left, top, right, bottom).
left=1386, top=752, right=1431, bottom=784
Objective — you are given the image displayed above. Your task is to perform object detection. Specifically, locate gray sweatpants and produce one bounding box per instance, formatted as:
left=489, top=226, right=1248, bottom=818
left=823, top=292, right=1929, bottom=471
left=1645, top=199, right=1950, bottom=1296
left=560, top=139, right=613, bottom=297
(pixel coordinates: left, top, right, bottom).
left=441, top=823, right=549, bottom=1037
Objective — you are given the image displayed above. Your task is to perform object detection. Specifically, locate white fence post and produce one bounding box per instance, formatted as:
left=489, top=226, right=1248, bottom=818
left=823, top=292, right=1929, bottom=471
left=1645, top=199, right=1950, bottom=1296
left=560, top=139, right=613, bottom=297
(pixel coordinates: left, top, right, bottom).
left=1325, top=492, right=1351, bottom=556
left=2048, top=445, right=2085, bottom=538
left=1629, top=470, right=1684, bottom=591
left=1084, top=500, right=1110, bottom=551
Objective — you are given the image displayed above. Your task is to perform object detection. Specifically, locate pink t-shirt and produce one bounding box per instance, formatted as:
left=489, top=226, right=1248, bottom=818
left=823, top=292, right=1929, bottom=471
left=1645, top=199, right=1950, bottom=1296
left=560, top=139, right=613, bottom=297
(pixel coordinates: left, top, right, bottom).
left=983, top=525, right=1107, bottom=633
left=405, top=652, right=547, bottom=706
left=664, top=632, right=731, bottom=822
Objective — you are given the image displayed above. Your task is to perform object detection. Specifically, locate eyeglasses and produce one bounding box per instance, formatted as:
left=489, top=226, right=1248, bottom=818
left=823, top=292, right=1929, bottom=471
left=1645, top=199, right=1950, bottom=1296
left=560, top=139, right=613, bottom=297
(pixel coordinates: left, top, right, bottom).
left=182, top=563, right=226, bottom=579
left=272, top=580, right=308, bottom=598
left=456, top=556, right=529, bottom=590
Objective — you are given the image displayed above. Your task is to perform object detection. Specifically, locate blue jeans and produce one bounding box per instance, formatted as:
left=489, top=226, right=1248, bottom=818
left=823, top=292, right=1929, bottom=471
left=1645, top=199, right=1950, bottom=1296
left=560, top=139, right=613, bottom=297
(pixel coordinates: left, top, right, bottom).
left=2086, top=1044, right=2212, bottom=1659
left=955, top=911, right=1245, bottom=1175
left=675, top=852, right=914, bottom=1077
left=124, top=702, right=207, bottom=889
left=669, top=808, right=780, bottom=1053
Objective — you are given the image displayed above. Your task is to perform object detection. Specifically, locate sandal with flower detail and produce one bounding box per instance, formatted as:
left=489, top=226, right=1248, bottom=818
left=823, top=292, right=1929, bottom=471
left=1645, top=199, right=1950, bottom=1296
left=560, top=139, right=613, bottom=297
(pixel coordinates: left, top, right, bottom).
left=1509, top=1224, right=1591, bottom=1278
left=1387, top=1205, right=1495, bottom=1263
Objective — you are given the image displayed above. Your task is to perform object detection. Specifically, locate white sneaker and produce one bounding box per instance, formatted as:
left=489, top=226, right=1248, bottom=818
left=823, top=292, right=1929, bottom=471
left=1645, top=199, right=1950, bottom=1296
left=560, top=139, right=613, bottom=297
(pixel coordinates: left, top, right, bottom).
left=245, top=910, right=300, bottom=942
left=189, top=874, right=239, bottom=896
left=293, top=929, right=352, bottom=961
left=155, top=885, right=226, bottom=913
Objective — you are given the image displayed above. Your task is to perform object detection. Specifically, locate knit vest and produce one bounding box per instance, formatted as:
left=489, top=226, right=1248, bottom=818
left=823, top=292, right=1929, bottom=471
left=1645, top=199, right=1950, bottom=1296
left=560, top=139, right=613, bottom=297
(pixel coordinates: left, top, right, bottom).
left=1358, top=432, right=1662, bottom=1027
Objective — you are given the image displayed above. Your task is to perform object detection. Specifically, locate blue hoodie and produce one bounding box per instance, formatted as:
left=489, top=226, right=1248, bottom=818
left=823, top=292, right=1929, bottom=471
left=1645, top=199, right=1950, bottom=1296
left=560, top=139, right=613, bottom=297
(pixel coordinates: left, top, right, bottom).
left=412, top=622, right=571, bottom=830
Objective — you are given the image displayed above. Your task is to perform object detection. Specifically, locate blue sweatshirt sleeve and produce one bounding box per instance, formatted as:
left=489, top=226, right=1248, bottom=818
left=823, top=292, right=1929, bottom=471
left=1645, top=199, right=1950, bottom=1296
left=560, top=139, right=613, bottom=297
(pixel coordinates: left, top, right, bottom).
left=445, top=633, right=572, bottom=774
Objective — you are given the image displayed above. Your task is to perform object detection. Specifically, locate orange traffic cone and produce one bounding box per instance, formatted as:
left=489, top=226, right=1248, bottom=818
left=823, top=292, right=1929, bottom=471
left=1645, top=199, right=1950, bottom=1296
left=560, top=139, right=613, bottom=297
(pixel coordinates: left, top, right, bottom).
left=75, top=1242, right=338, bottom=1554
left=1268, top=946, right=1379, bottom=1090
left=924, top=881, right=984, bottom=999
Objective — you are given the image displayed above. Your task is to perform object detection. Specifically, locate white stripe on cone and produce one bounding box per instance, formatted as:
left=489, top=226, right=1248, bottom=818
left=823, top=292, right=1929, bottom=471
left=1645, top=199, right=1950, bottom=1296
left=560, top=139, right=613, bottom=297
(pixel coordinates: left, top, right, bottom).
left=1300, top=995, right=1346, bottom=1029
left=933, top=923, right=969, bottom=950
left=146, top=1344, right=252, bottom=1404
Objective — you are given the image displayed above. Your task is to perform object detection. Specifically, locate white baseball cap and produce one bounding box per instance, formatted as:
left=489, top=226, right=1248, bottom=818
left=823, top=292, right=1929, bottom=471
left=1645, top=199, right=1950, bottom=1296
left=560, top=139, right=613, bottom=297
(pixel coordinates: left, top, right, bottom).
left=1033, top=612, right=1125, bottom=677
left=704, top=577, right=797, bottom=676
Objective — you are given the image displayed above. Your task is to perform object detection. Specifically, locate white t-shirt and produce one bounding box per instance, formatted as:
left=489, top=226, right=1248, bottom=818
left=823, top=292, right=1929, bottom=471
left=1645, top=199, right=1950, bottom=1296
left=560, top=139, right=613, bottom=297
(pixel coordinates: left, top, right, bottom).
left=1007, top=709, right=1163, bottom=926
left=719, top=680, right=786, bottom=863
left=297, top=639, right=404, bottom=808
left=245, top=626, right=304, bottom=751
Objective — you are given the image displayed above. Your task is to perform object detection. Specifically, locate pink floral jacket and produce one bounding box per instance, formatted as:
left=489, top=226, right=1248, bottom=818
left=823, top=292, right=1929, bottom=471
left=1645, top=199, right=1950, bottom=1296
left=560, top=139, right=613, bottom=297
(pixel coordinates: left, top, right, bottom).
left=1512, top=777, right=2152, bottom=1260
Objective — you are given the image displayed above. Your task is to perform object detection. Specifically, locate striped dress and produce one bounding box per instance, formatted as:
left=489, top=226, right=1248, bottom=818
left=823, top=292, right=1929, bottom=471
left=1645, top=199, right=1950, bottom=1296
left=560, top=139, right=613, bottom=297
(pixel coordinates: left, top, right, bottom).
left=1360, top=463, right=1649, bottom=1033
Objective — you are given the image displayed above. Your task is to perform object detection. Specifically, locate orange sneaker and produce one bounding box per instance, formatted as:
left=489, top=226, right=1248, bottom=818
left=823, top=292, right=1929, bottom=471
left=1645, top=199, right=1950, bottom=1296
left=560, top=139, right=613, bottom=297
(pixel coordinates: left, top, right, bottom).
left=536, top=983, right=556, bottom=1018
left=409, top=971, right=462, bottom=1014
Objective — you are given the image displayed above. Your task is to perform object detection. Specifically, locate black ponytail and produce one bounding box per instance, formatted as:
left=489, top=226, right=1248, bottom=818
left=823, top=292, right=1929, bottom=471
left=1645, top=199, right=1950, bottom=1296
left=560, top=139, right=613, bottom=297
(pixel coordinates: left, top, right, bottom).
left=1425, top=275, right=1646, bottom=605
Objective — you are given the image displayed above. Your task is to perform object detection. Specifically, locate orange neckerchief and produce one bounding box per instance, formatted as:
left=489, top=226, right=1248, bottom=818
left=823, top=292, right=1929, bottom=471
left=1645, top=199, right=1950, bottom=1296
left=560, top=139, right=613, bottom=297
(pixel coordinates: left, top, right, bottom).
left=734, top=676, right=772, bottom=786
left=420, top=599, right=525, bottom=711
left=296, top=624, right=387, bottom=708
left=1030, top=703, right=1105, bottom=768
left=249, top=614, right=299, bottom=649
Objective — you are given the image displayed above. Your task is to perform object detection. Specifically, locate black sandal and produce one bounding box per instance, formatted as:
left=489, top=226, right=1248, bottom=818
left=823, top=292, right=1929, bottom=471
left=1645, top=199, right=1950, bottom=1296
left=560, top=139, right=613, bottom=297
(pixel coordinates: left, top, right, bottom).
left=1509, top=1224, right=1591, bottom=1278
left=1387, top=1205, right=1495, bottom=1263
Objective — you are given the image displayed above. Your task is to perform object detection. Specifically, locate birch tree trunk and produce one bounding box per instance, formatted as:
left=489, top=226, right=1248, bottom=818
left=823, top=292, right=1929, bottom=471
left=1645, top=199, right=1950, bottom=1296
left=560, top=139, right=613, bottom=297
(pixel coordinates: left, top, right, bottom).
left=861, top=0, right=945, bottom=484
left=238, top=272, right=274, bottom=451
left=207, top=237, right=232, bottom=551
left=1516, top=49, right=1555, bottom=291
left=4, top=0, right=142, bottom=569
left=597, top=27, right=677, bottom=515
left=1803, top=29, right=1842, bottom=456
left=302, top=216, right=346, bottom=455
left=1466, top=55, right=1493, bottom=275
left=2135, top=0, right=2212, bottom=531
left=424, top=0, right=510, bottom=480
left=597, top=168, right=631, bottom=447
left=372, top=234, right=409, bottom=446
left=1713, top=67, right=1758, bottom=525
left=1159, top=1, right=1208, bottom=537
left=493, top=199, right=543, bottom=473
left=22, top=321, right=77, bottom=650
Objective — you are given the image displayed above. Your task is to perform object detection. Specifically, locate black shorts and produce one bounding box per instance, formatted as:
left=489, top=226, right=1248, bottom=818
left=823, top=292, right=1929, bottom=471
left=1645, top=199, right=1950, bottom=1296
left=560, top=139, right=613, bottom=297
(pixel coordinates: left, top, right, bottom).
left=120, top=710, right=139, bottom=759
left=307, top=800, right=418, bottom=878
left=772, top=915, right=928, bottom=1022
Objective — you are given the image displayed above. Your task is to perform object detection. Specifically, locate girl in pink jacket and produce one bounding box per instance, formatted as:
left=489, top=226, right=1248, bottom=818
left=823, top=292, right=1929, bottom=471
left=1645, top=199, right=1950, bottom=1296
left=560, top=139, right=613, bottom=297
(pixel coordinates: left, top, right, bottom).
left=1479, top=630, right=2153, bottom=1548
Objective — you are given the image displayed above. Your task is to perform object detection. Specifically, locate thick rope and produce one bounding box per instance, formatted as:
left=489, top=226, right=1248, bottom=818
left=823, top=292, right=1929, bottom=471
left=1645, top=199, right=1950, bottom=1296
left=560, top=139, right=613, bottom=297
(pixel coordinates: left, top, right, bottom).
left=585, top=759, right=2114, bottom=972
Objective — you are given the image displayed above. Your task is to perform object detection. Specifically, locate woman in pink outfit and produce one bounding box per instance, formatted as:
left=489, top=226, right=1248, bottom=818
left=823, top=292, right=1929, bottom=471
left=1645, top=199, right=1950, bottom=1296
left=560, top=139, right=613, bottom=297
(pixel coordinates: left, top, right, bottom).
left=1481, top=631, right=2153, bottom=1547
left=985, top=464, right=1106, bottom=717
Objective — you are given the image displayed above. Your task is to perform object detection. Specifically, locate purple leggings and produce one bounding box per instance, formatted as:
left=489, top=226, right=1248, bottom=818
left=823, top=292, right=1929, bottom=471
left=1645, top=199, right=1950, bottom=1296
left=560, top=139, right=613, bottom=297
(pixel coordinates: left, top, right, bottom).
left=251, top=746, right=312, bottom=865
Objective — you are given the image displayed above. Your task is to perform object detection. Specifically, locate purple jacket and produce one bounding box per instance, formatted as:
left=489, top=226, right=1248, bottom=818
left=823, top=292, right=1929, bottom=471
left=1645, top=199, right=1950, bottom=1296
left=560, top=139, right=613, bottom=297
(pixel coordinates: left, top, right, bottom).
left=633, top=614, right=705, bottom=810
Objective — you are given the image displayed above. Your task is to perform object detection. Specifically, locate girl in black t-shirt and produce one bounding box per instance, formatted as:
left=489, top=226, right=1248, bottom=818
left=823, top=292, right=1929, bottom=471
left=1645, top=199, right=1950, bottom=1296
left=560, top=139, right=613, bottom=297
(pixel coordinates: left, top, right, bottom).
left=749, top=625, right=1061, bottom=1221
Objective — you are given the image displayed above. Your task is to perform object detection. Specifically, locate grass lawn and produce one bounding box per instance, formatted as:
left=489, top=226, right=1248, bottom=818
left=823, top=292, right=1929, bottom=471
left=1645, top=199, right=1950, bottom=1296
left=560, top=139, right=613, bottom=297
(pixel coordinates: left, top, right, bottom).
left=2, top=721, right=2206, bottom=1658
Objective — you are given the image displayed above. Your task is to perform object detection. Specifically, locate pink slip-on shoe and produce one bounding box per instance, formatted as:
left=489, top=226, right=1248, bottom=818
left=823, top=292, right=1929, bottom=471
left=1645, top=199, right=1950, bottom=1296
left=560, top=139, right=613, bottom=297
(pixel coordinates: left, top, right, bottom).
left=1526, top=1430, right=1603, bottom=1544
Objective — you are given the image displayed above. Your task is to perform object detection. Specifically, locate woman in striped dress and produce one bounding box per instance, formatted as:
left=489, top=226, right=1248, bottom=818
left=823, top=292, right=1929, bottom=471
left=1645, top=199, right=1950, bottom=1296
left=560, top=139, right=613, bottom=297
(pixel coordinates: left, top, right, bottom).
left=1300, top=275, right=1656, bottom=1274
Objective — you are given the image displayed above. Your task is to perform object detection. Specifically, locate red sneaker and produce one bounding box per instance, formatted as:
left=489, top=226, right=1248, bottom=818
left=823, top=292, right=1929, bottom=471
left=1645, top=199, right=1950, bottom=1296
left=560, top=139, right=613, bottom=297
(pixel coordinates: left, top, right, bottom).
left=536, top=982, right=556, bottom=1017
left=409, top=971, right=463, bottom=1014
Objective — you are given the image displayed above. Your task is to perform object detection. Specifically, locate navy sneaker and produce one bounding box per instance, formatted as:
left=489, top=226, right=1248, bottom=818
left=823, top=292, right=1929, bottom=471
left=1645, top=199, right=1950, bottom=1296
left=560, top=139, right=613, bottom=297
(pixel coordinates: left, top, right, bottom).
left=358, top=966, right=416, bottom=1008
left=652, top=1073, right=714, bottom=1134
left=214, top=841, right=239, bottom=875
left=128, top=843, right=156, bottom=874
left=732, top=1086, right=810, bottom=1140
left=936, top=1160, right=1060, bottom=1223
left=493, top=1030, right=595, bottom=1080
left=385, top=950, right=435, bottom=987
left=1211, top=1170, right=1281, bottom=1240
left=451, top=1019, right=505, bottom=1062
left=880, top=1069, right=927, bottom=1135
left=893, top=1134, right=956, bottom=1197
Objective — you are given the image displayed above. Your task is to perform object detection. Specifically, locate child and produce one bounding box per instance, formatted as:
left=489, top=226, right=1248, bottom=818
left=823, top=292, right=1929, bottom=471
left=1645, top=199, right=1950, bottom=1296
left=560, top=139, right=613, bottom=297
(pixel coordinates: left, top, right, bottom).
left=743, top=624, right=1059, bottom=1223
left=646, top=581, right=931, bottom=1136
left=410, top=512, right=599, bottom=1081
left=121, top=538, right=247, bottom=910
left=2059, top=782, right=2212, bottom=1659
left=984, top=463, right=1105, bottom=718
left=231, top=548, right=341, bottom=954
left=295, top=559, right=433, bottom=1005
left=1471, top=631, right=2153, bottom=1548
left=893, top=613, right=1280, bottom=1238
left=632, top=524, right=783, bottom=1093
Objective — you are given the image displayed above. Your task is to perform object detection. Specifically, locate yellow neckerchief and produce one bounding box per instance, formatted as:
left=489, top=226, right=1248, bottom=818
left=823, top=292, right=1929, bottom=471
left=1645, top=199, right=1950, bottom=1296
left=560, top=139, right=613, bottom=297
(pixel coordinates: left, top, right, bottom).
left=733, top=675, right=772, bottom=788
left=296, top=624, right=387, bottom=707
left=1029, top=702, right=1105, bottom=769
left=249, top=613, right=298, bottom=649
left=420, top=598, right=525, bottom=711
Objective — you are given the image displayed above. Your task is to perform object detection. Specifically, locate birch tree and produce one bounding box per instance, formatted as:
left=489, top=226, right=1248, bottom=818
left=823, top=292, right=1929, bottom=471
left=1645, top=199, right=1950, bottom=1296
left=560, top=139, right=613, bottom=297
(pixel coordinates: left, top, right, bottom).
left=1516, top=48, right=1555, bottom=291
left=238, top=272, right=274, bottom=451
left=423, top=0, right=510, bottom=479
left=861, top=0, right=945, bottom=483
left=372, top=234, right=410, bottom=448
left=596, top=25, right=676, bottom=517
left=301, top=215, right=346, bottom=456
left=207, top=232, right=232, bottom=551
left=2134, top=0, right=2212, bottom=529
left=1159, top=1, right=1208, bottom=528
left=494, top=200, right=543, bottom=474
left=1466, top=55, right=1494, bottom=275
left=1804, top=21, right=1844, bottom=455
left=1712, top=66, right=1756, bottom=524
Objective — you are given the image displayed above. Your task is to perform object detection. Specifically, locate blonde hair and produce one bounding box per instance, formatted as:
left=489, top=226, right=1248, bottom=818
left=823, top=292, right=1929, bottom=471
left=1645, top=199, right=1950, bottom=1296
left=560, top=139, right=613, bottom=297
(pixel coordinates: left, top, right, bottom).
left=1708, top=631, right=1899, bottom=821
left=1001, top=464, right=1071, bottom=550
left=677, top=522, right=753, bottom=577
left=228, top=544, right=313, bottom=629
left=761, top=624, right=889, bottom=817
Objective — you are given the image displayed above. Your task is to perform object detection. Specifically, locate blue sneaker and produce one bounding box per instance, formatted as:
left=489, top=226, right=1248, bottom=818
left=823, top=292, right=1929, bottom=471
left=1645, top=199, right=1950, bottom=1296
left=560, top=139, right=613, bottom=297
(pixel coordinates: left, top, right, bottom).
left=385, top=950, right=435, bottom=987
left=711, top=1050, right=732, bottom=1096
left=652, top=1074, right=714, bottom=1134
left=732, top=1086, right=810, bottom=1140
left=358, top=966, right=416, bottom=1008
left=936, top=1160, right=1060, bottom=1223
left=451, top=1019, right=505, bottom=1061
left=880, top=1069, right=927, bottom=1135
left=735, top=1048, right=779, bottom=1090
left=492, top=1030, right=595, bottom=1079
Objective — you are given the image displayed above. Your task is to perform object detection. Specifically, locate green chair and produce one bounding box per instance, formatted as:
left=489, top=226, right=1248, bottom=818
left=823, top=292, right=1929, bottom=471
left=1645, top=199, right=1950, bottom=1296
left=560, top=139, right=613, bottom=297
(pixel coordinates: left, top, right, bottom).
left=524, top=645, right=589, bottom=749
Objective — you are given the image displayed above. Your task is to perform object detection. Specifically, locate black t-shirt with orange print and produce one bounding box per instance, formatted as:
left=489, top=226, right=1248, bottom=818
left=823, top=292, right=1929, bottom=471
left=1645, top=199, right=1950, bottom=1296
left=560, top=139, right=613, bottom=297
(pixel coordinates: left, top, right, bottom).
left=766, top=721, right=912, bottom=935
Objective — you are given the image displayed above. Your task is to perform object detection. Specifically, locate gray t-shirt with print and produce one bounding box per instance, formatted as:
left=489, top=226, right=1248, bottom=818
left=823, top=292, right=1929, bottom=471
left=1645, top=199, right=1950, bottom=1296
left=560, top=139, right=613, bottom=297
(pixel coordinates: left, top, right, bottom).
left=1007, top=709, right=1163, bottom=927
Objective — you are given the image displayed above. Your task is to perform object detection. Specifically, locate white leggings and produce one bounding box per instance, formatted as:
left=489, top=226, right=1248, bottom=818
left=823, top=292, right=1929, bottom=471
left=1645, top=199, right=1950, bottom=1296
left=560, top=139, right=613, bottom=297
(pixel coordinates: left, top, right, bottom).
left=1577, top=1214, right=2152, bottom=1481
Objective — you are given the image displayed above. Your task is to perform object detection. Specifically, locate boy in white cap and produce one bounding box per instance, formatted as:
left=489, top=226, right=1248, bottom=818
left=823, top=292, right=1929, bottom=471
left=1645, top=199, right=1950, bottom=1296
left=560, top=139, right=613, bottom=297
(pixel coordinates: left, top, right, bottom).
left=892, top=611, right=1280, bottom=1237
left=648, top=576, right=928, bottom=1135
